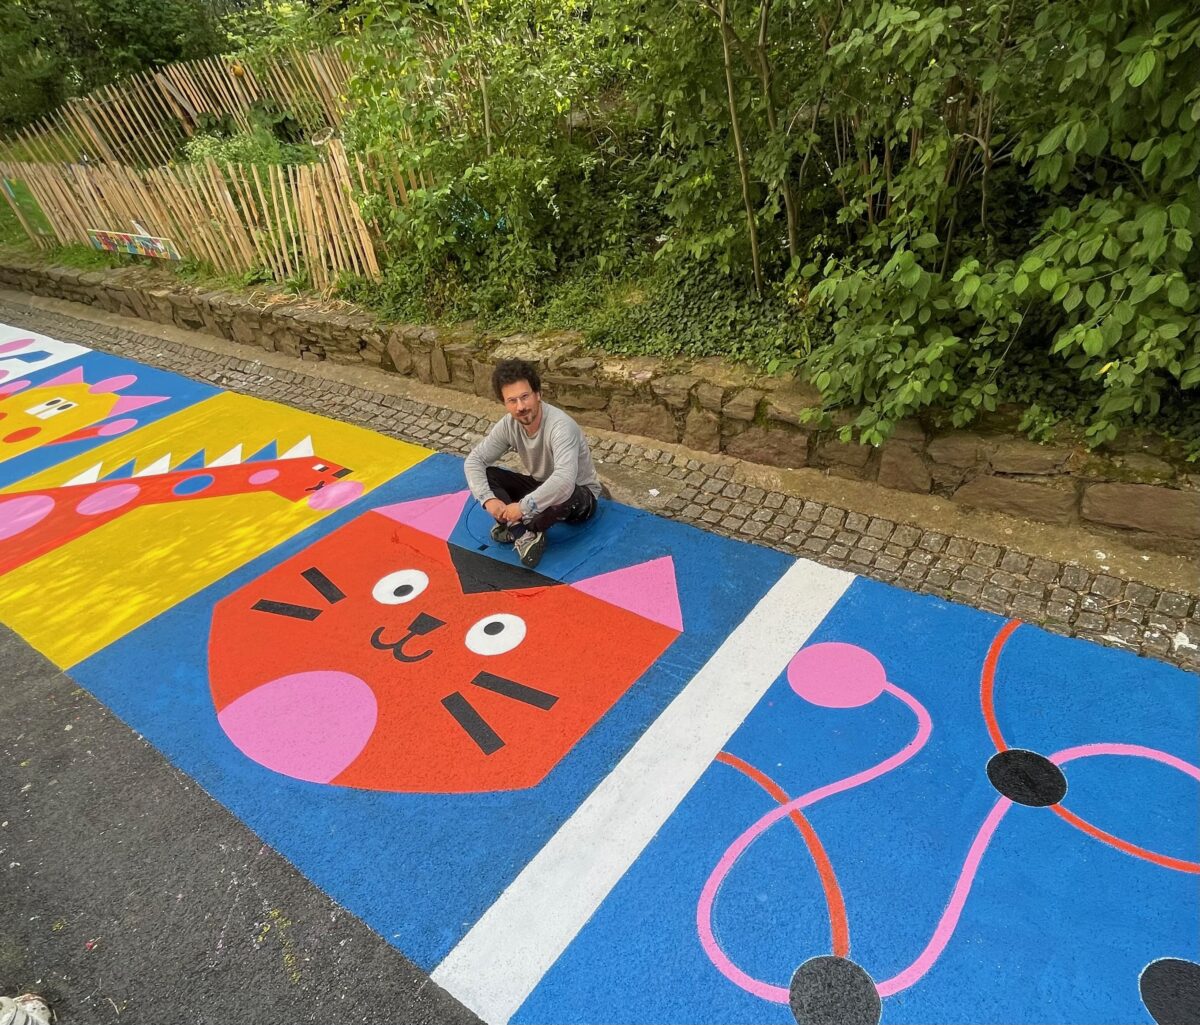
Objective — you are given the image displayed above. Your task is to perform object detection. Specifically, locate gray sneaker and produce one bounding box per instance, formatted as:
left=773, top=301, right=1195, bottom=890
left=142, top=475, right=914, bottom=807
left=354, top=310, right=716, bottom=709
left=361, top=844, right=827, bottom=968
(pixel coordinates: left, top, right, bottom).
left=513, top=530, right=546, bottom=569
left=490, top=522, right=515, bottom=544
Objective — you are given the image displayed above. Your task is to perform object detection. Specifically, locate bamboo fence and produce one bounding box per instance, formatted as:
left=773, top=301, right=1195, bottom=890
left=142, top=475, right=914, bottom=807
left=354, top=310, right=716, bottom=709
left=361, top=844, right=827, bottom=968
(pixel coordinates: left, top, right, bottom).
left=0, top=141, right=409, bottom=291
left=0, top=48, right=353, bottom=169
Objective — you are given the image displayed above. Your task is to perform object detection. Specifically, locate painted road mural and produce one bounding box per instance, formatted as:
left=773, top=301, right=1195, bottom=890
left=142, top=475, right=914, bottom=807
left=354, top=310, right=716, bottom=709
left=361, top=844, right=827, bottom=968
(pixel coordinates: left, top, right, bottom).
left=1, top=324, right=1197, bottom=1025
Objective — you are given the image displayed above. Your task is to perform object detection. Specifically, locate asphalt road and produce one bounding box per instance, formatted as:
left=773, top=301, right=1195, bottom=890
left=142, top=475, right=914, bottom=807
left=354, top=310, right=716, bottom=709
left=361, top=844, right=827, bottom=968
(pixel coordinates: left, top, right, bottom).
left=0, top=625, right=481, bottom=1025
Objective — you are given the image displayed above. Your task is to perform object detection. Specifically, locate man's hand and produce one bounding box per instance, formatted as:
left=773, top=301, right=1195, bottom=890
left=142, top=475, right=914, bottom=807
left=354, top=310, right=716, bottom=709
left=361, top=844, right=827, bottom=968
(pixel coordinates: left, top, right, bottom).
left=484, top=499, right=524, bottom=525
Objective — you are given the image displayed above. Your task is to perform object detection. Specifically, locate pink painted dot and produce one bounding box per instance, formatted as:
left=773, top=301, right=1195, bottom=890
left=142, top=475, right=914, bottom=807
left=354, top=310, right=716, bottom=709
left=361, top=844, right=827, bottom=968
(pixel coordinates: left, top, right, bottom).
left=217, top=671, right=377, bottom=783
left=787, top=641, right=888, bottom=708
left=0, top=338, right=33, bottom=354
left=248, top=468, right=280, bottom=485
left=0, top=494, right=55, bottom=541
left=96, top=418, right=138, bottom=437
left=307, top=478, right=363, bottom=510
left=76, top=483, right=141, bottom=515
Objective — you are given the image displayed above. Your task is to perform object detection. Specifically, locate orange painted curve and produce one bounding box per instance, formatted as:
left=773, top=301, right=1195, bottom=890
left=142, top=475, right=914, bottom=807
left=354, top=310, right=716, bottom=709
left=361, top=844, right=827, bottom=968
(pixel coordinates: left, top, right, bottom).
left=714, top=751, right=850, bottom=957
left=980, top=619, right=1199, bottom=873
left=1050, top=804, right=1200, bottom=874
left=980, top=619, right=1022, bottom=752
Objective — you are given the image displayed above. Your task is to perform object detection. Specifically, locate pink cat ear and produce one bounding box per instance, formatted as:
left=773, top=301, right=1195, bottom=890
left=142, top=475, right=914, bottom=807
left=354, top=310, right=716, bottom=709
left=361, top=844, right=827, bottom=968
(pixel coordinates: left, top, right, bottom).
left=571, top=556, right=683, bottom=631
left=375, top=489, right=470, bottom=540
left=39, top=366, right=86, bottom=387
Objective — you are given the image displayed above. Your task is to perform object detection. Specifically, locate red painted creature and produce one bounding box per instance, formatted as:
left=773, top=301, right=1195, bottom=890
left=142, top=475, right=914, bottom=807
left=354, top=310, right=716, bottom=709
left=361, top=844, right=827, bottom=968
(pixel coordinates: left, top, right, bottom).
left=208, top=490, right=683, bottom=794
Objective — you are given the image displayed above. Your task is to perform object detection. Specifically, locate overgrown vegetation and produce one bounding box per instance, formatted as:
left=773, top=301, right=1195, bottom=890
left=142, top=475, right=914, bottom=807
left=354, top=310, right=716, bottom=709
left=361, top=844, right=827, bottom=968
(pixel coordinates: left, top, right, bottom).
left=302, top=0, right=1199, bottom=453
left=4, top=0, right=1198, bottom=454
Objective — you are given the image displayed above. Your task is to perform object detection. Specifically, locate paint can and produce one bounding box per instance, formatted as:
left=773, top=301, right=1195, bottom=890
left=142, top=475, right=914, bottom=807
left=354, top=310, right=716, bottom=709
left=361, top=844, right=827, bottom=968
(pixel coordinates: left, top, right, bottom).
left=0, top=994, right=52, bottom=1025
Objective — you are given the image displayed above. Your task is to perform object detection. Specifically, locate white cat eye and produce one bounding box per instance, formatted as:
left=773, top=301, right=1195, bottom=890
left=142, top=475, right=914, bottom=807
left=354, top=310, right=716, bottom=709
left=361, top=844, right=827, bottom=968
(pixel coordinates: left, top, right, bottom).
left=372, top=569, right=429, bottom=605
left=465, top=614, right=526, bottom=656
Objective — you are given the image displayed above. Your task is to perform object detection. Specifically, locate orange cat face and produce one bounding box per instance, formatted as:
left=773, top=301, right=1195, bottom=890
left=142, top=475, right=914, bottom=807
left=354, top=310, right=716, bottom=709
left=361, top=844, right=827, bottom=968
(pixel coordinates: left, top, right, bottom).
left=208, top=491, right=683, bottom=794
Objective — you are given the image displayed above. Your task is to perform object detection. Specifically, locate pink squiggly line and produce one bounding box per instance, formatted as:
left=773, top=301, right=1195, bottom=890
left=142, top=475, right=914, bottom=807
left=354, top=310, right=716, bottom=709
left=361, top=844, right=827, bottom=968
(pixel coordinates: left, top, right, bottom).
left=874, top=797, right=1011, bottom=995
left=699, top=728, right=1200, bottom=1004
left=696, top=682, right=932, bottom=1003
left=876, top=742, right=1200, bottom=995
left=1051, top=742, right=1200, bottom=780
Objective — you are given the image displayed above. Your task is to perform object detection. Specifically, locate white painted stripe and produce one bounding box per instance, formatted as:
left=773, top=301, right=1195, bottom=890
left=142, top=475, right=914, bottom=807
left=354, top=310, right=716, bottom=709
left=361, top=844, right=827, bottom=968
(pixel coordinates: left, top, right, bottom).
left=431, top=557, right=854, bottom=1024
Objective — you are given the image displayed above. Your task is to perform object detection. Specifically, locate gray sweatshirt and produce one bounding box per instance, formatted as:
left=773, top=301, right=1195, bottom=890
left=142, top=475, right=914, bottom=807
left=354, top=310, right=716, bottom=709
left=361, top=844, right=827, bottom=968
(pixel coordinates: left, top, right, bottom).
left=464, top=402, right=601, bottom=517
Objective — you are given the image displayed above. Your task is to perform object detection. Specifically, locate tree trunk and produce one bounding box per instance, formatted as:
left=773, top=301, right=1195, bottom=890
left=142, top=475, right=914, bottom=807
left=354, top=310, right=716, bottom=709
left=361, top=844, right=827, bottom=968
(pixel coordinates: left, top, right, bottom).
left=756, top=0, right=798, bottom=261
left=718, top=0, right=764, bottom=295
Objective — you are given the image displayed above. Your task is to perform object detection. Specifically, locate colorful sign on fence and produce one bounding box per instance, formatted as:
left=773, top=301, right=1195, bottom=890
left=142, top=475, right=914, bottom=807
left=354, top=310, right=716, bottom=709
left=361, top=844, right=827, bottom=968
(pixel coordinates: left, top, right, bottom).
left=88, top=228, right=182, bottom=260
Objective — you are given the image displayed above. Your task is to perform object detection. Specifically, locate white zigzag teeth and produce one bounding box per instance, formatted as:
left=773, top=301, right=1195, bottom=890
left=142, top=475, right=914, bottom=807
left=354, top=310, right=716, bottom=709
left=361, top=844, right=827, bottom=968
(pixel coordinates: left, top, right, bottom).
left=281, top=436, right=313, bottom=459
left=64, top=463, right=103, bottom=486
left=207, top=444, right=243, bottom=467
left=134, top=453, right=172, bottom=477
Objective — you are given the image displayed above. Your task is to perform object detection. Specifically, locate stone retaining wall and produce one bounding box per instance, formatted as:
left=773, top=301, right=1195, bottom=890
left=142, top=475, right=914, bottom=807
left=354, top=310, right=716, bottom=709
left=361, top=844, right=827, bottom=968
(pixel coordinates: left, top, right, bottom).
left=2, top=257, right=1196, bottom=550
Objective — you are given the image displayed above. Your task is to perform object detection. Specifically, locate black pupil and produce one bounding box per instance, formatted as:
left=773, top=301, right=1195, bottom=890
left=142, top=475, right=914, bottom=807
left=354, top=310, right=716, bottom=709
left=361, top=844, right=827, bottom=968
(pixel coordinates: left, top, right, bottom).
left=483, top=621, right=504, bottom=635
left=394, top=584, right=414, bottom=597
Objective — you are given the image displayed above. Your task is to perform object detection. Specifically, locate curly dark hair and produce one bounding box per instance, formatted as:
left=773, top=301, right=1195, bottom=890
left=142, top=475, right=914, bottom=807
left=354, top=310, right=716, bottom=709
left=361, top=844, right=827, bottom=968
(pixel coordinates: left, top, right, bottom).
left=491, top=358, right=542, bottom=401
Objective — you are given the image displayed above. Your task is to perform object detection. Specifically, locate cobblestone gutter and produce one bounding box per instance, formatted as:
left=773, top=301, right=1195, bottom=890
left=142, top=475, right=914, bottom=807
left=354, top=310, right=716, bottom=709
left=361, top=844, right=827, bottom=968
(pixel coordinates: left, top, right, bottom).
left=1, top=295, right=1196, bottom=673
left=0, top=256, right=1197, bottom=554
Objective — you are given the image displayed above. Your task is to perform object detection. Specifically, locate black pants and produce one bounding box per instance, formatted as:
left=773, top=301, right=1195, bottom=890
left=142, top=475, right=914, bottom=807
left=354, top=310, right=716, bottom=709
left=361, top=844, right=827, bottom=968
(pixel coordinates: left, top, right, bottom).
left=485, top=465, right=598, bottom=534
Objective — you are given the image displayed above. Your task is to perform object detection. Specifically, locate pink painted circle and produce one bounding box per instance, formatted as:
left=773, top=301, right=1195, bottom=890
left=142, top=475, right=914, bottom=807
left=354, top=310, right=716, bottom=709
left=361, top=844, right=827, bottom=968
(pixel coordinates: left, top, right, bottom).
left=248, top=468, right=280, bottom=485
left=787, top=641, right=887, bottom=708
left=76, top=483, right=141, bottom=516
left=217, top=671, right=377, bottom=784
left=307, top=479, right=363, bottom=510
left=0, top=494, right=55, bottom=541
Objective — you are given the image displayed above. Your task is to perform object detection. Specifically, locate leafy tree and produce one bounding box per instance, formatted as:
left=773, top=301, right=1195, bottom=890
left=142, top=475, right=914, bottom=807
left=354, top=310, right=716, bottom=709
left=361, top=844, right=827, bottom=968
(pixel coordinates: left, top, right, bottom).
left=0, top=0, right=233, bottom=131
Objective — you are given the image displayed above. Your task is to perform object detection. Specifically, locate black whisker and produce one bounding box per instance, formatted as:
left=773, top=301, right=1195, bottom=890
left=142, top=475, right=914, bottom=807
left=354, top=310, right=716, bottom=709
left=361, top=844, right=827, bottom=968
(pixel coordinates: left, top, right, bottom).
left=252, top=599, right=322, bottom=620
left=471, top=671, right=557, bottom=710
left=302, top=566, right=345, bottom=605
left=442, top=692, right=505, bottom=755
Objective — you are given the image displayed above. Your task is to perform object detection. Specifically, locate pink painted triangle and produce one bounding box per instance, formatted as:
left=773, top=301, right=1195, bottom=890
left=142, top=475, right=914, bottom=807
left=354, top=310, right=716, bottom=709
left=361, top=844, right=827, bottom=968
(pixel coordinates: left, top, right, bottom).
left=40, top=366, right=86, bottom=387
left=571, top=556, right=683, bottom=631
left=374, top=489, right=470, bottom=540
left=109, top=393, right=168, bottom=416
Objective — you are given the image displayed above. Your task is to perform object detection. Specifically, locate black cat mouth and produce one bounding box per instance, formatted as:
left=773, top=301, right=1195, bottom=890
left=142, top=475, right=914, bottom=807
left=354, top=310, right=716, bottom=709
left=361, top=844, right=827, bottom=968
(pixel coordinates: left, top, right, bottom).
left=370, top=612, right=444, bottom=662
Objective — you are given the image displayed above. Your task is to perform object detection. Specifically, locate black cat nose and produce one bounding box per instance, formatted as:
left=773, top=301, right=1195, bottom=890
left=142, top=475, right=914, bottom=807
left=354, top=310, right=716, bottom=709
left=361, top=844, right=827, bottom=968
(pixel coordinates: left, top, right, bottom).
left=408, top=612, right=444, bottom=635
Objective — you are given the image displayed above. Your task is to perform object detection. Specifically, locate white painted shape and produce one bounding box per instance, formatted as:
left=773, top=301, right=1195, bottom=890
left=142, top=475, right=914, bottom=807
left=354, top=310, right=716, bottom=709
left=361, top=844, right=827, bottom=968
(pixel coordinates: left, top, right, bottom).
left=281, top=436, right=313, bottom=459
left=431, top=557, right=854, bottom=1024
left=207, top=444, right=243, bottom=467
left=0, top=323, right=89, bottom=378
left=134, top=453, right=171, bottom=477
left=63, top=463, right=103, bottom=486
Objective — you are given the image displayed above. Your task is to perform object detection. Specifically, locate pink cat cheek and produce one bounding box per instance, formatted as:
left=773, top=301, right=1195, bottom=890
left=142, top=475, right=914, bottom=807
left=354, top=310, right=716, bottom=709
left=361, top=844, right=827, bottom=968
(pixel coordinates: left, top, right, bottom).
left=217, top=671, right=377, bottom=784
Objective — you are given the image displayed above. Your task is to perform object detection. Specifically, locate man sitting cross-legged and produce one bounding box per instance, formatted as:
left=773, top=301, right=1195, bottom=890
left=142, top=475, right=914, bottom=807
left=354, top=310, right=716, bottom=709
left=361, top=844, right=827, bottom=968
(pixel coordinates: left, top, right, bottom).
left=464, top=358, right=602, bottom=569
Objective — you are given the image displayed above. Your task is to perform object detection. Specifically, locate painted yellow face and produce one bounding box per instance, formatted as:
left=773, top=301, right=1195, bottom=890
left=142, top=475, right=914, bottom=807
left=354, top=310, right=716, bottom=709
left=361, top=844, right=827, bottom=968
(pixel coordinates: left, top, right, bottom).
left=0, top=381, right=118, bottom=459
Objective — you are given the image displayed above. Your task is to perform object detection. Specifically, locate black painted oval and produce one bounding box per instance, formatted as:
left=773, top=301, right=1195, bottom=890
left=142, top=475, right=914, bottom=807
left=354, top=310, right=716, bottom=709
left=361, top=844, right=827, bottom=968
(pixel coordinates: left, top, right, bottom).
left=1141, top=957, right=1200, bottom=1025
left=986, top=748, right=1067, bottom=806
left=789, top=955, right=881, bottom=1025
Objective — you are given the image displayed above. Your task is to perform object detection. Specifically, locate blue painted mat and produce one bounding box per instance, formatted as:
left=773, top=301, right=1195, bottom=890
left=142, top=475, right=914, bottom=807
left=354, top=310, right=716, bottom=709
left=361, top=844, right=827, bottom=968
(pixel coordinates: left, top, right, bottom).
left=516, top=578, right=1199, bottom=1024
